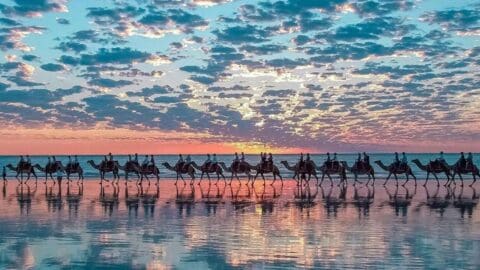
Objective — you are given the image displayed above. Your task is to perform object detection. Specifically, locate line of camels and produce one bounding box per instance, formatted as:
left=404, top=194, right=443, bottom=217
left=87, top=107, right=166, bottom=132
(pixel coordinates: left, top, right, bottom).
left=5, top=156, right=479, bottom=187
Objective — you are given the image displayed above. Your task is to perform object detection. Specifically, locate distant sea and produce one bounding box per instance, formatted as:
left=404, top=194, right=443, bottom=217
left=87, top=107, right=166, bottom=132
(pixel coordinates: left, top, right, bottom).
left=1, top=153, right=478, bottom=180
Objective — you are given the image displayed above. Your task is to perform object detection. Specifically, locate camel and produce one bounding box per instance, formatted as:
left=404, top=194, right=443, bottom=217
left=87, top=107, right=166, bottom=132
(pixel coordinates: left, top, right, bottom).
left=116, top=161, right=141, bottom=180
left=411, top=159, right=451, bottom=186
left=341, top=161, right=375, bottom=185
left=117, top=161, right=160, bottom=183
left=190, top=161, right=225, bottom=182
left=62, top=162, right=84, bottom=181
left=218, top=161, right=253, bottom=182
left=87, top=160, right=120, bottom=182
left=6, top=163, right=37, bottom=183
left=280, top=160, right=318, bottom=184
left=34, top=161, right=64, bottom=182
left=316, top=161, right=348, bottom=186
left=162, top=162, right=195, bottom=184
left=374, top=160, right=417, bottom=186
left=251, top=162, right=283, bottom=183
left=447, top=161, right=479, bottom=187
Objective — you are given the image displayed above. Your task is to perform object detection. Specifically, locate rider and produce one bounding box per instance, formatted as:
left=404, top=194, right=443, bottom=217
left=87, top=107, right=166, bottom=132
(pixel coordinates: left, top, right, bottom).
left=150, top=155, right=155, bottom=167
left=209, top=154, right=217, bottom=171
left=363, top=152, right=370, bottom=165
left=185, top=154, right=192, bottom=169
left=142, top=155, right=150, bottom=169
left=176, top=154, right=184, bottom=169
left=128, top=154, right=132, bottom=162
left=299, top=153, right=304, bottom=170
left=233, top=152, right=240, bottom=170
left=108, top=153, right=114, bottom=167
left=241, top=152, right=245, bottom=162
left=74, top=155, right=79, bottom=169
left=458, top=152, right=466, bottom=169
left=466, top=152, right=474, bottom=170
left=204, top=154, right=211, bottom=168
left=261, top=153, right=267, bottom=170
left=332, top=153, right=338, bottom=169
left=134, top=153, right=139, bottom=163
left=401, top=152, right=408, bottom=168
left=393, top=152, right=400, bottom=169
left=305, top=153, right=311, bottom=171
left=47, top=156, right=52, bottom=168
left=267, top=153, right=273, bottom=171
left=68, top=155, right=72, bottom=167
left=436, top=151, right=445, bottom=165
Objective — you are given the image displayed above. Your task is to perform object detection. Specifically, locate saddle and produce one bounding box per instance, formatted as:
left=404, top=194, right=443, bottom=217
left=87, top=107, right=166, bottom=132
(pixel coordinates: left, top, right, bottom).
left=18, top=162, right=30, bottom=170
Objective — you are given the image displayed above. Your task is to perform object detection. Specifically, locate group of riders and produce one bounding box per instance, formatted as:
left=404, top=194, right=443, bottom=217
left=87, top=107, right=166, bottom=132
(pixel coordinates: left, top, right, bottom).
left=12, top=151, right=476, bottom=174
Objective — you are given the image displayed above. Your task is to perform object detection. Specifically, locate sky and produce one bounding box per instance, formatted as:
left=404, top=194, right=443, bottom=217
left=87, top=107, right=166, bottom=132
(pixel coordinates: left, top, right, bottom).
left=0, top=0, right=479, bottom=154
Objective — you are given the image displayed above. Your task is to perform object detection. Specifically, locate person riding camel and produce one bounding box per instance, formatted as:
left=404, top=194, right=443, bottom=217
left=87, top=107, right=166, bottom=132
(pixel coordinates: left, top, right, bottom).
left=355, top=153, right=362, bottom=170
left=305, top=153, right=311, bottom=170
left=332, top=153, right=338, bottom=169
left=324, top=152, right=331, bottom=169
left=393, top=152, right=400, bottom=170
left=435, top=151, right=446, bottom=167
left=267, top=153, right=273, bottom=171
left=233, top=152, right=239, bottom=171
left=458, top=152, right=466, bottom=170
left=150, top=155, right=155, bottom=168
left=204, top=154, right=211, bottom=168
left=108, top=153, right=114, bottom=167
left=363, top=152, right=370, bottom=167
left=240, top=152, right=245, bottom=162
left=128, top=154, right=132, bottom=162
left=134, top=153, right=139, bottom=164
left=47, top=156, right=52, bottom=169
left=185, top=154, right=192, bottom=170
left=299, top=153, right=304, bottom=171
left=176, top=154, right=184, bottom=169
left=74, top=155, right=79, bottom=169
left=466, top=152, right=474, bottom=170
left=209, top=154, right=217, bottom=171
left=261, top=152, right=267, bottom=170
left=401, top=152, right=408, bottom=169
left=142, top=155, right=149, bottom=169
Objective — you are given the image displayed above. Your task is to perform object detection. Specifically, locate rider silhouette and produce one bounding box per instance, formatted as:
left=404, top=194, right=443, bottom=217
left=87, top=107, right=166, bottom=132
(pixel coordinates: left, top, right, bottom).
left=267, top=153, right=273, bottom=171
left=466, top=152, right=473, bottom=170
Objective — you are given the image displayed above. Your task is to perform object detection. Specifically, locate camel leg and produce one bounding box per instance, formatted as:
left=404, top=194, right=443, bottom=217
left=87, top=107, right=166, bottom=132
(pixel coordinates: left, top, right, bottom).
left=402, top=174, right=409, bottom=186
left=371, top=173, right=375, bottom=185
left=423, top=172, right=430, bottom=186
left=411, top=172, right=417, bottom=185
left=431, top=173, right=440, bottom=187
left=458, top=173, right=464, bottom=187
left=394, top=174, right=399, bottom=186
left=470, top=173, right=477, bottom=187
left=383, top=173, right=392, bottom=185
left=319, top=173, right=325, bottom=186
left=365, top=174, right=370, bottom=186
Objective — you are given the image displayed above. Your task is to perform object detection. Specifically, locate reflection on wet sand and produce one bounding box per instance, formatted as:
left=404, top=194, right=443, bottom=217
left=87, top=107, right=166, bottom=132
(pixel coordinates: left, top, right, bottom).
left=0, top=179, right=479, bottom=269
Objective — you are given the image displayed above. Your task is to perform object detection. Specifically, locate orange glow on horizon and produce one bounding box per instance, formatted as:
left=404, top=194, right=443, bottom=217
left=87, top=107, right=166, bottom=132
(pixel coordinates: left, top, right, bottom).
left=0, top=127, right=310, bottom=155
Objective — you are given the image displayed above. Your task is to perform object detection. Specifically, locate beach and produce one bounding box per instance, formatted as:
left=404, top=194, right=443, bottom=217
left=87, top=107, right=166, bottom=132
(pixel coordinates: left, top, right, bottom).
left=0, top=179, right=479, bottom=269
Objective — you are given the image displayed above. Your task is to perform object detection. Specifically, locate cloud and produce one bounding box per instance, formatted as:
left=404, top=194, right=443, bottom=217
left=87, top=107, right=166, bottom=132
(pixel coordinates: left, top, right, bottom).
left=422, top=8, right=480, bottom=31
left=0, top=0, right=68, bottom=17
left=88, top=78, right=134, bottom=88
left=40, top=63, right=64, bottom=72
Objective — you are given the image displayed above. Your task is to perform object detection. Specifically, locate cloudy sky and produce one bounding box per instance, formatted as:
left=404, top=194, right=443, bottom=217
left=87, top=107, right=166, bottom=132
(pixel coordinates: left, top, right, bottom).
left=0, top=0, right=479, bottom=154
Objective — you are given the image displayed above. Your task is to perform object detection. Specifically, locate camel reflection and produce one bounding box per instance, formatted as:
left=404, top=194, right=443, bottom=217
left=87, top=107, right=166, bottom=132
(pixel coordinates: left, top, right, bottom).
left=175, top=183, right=195, bottom=216
left=228, top=183, right=253, bottom=211
left=416, top=185, right=452, bottom=216
left=351, top=185, right=374, bottom=217
left=99, top=182, right=119, bottom=216
left=45, top=179, right=63, bottom=212
left=125, top=183, right=140, bottom=217
left=16, top=182, right=37, bottom=215
left=200, top=182, right=226, bottom=215
left=383, top=185, right=416, bottom=216
left=140, top=183, right=159, bottom=217
left=320, top=184, right=347, bottom=217
left=452, top=186, right=478, bottom=218
left=66, top=181, right=83, bottom=216
left=293, top=184, right=318, bottom=210
left=253, top=182, right=283, bottom=214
